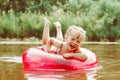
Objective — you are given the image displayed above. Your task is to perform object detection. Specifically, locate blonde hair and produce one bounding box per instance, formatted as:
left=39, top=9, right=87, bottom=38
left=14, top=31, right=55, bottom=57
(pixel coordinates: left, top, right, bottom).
left=64, top=25, right=86, bottom=41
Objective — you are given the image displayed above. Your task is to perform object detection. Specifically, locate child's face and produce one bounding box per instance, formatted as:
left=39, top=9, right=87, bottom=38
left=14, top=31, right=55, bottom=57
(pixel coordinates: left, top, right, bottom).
left=65, top=35, right=82, bottom=52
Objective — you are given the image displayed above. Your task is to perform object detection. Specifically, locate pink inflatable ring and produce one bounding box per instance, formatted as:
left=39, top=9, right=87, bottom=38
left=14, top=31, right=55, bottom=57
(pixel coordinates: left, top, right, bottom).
left=22, top=46, right=98, bottom=70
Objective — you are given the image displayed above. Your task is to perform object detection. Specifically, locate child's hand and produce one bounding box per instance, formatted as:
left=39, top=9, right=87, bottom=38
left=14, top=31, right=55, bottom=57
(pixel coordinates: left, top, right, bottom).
left=63, top=54, right=73, bottom=59
left=54, top=22, right=61, bottom=27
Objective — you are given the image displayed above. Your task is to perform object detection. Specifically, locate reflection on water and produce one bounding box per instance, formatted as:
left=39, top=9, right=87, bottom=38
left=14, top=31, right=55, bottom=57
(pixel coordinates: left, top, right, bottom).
left=0, top=43, right=120, bottom=80
left=24, top=69, right=97, bottom=80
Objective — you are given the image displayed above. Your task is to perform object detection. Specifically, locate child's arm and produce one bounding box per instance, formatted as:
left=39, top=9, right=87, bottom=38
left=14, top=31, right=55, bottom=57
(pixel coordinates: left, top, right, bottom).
left=63, top=53, right=88, bottom=61
left=46, top=37, right=62, bottom=52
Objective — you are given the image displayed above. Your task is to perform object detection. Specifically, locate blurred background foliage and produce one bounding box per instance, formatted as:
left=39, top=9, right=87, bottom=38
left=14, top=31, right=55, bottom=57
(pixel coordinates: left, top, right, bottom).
left=0, top=0, right=120, bottom=41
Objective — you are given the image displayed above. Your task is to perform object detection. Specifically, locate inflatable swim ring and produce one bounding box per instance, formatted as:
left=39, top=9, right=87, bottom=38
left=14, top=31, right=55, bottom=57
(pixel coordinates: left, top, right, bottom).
left=22, top=46, right=98, bottom=70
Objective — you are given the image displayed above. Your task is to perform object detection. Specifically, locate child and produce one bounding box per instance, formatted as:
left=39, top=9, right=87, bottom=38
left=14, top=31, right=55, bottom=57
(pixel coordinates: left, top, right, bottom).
left=42, top=18, right=88, bottom=61
left=42, top=18, right=63, bottom=52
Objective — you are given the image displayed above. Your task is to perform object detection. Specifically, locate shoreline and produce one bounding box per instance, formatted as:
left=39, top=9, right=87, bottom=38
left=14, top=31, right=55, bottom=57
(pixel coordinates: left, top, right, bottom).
left=0, top=41, right=119, bottom=45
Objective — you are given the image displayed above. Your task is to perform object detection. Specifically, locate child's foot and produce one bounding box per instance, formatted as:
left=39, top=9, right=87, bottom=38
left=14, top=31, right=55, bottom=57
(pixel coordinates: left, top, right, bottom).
left=44, top=18, right=50, bottom=27
left=54, top=21, right=61, bottom=29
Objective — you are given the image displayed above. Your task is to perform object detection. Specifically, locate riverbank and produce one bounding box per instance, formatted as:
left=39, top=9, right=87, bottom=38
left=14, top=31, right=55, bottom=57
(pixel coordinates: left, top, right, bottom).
left=0, top=38, right=120, bottom=45
left=0, top=41, right=119, bottom=45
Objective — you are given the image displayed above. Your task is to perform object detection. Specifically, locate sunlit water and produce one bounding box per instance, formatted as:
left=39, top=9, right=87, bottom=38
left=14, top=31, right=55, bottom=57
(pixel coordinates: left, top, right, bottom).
left=0, top=43, right=120, bottom=80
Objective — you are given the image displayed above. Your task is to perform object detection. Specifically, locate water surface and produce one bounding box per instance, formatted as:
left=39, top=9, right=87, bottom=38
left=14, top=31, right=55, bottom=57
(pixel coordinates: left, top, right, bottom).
left=0, top=43, right=120, bottom=80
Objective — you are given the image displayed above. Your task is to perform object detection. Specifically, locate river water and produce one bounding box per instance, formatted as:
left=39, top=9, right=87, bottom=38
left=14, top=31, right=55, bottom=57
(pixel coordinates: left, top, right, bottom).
left=0, top=42, right=120, bottom=80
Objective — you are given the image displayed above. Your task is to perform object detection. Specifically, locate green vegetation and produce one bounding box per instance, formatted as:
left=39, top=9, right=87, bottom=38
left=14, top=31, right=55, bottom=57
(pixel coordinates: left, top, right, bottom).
left=0, top=0, right=120, bottom=41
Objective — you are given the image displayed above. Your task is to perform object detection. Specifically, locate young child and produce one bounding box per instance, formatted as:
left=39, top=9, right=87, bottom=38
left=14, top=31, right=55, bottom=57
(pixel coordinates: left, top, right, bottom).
left=42, top=18, right=88, bottom=61
left=42, top=18, right=63, bottom=52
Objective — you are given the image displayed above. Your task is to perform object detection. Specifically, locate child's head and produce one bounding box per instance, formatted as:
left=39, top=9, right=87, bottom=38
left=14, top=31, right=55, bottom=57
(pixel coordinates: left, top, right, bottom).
left=64, top=25, right=86, bottom=42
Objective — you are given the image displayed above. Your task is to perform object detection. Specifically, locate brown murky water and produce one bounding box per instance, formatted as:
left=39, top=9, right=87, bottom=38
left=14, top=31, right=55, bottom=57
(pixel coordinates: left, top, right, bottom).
left=0, top=43, right=120, bottom=80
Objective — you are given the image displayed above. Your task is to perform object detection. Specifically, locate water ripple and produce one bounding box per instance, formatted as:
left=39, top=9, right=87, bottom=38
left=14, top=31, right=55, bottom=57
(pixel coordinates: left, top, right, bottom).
left=0, top=56, right=22, bottom=63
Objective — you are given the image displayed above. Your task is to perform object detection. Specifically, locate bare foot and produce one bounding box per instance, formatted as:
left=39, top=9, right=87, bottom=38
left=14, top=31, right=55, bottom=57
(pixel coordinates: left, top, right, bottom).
left=44, top=18, right=51, bottom=27
left=54, top=21, right=61, bottom=29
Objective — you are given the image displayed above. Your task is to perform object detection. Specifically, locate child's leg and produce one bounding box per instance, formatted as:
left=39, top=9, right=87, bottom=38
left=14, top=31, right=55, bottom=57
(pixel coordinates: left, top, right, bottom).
left=42, top=18, right=50, bottom=47
left=54, top=22, right=63, bottom=41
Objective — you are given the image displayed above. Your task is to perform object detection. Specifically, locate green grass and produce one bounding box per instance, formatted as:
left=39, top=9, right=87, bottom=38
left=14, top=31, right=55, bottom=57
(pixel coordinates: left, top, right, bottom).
left=0, top=5, right=120, bottom=42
